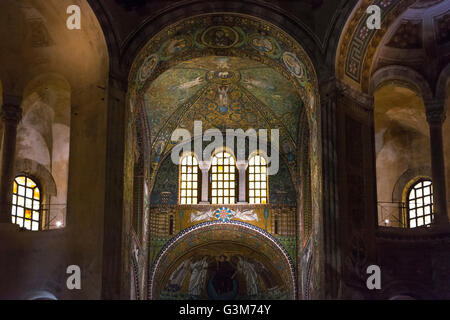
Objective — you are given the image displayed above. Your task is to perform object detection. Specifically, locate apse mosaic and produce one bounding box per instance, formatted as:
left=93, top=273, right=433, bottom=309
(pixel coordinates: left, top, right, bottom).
left=128, top=15, right=321, bottom=211
left=128, top=14, right=319, bottom=162
left=128, top=14, right=322, bottom=299
left=143, top=56, right=302, bottom=164
left=159, top=246, right=286, bottom=300
left=149, top=221, right=296, bottom=300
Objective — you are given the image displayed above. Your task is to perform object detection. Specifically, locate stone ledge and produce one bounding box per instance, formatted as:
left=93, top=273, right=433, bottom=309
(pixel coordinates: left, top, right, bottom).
left=376, top=225, right=450, bottom=242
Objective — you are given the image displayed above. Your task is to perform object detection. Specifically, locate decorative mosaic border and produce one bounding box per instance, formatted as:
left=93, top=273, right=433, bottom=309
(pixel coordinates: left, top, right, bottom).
left=130, top=255, right=140, bottom=300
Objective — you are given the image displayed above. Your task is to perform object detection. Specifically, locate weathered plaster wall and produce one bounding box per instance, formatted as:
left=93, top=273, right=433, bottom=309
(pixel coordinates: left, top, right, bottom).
left=374, top=85, right=431, bottom=227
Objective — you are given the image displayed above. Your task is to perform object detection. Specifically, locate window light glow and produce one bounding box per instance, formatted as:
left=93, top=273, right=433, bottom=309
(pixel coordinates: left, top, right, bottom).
left=12, top=176, right=40, bottom=231
left=407, top=180, right=433, bottom=228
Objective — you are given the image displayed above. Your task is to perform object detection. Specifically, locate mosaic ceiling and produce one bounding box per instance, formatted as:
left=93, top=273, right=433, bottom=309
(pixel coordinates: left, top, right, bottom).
left=129, top=14, right=322, bottom=226
left=144, top=56, right=303, bottom=144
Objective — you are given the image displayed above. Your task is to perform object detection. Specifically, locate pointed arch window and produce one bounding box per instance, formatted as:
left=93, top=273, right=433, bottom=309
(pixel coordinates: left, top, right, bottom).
left=210, top=151, right=236, bottom=204
left=248, top=154, right=268, bottom=204
left=12, top=176, right=41, bottom=231
left=179, top=154, right=199, bottom=204
left=407, top=179, right=433, bottom=228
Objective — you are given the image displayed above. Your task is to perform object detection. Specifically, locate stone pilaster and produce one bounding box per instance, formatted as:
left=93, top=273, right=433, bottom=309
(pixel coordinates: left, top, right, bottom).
left=425, top=99, right=449, bottom=227
left=0, top=95, right=22, bottom=223
left=101, top=73, right=128, bottom=299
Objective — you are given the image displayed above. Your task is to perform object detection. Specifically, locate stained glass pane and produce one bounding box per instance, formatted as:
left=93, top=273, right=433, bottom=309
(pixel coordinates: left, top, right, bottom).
left=34, top=188, right=40, bottom=200
left=25, top=209, right=32, bottom=220
left=26, top=179, right=36, bottom=188
left=16, top=176, right=26, bottom=185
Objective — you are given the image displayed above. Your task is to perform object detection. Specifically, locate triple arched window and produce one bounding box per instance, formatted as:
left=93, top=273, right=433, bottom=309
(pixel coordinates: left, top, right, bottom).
left=12, top=175, right=41, bottom=231
left=178, top=151, right=269, bottom=205
left=406, top=179, right=433, bottom=228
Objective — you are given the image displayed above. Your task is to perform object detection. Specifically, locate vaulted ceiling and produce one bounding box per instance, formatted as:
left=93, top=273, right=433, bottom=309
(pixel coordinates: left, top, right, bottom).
left=94, top=0, right=349, bottom=52
left=144, top=56, right=303, bottom=142
left=373, top=0, right=450, bottom=86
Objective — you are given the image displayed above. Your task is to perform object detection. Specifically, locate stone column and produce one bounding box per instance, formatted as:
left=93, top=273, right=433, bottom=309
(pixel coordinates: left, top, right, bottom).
left=0, top=95, right=22, bottom=222
left=425, top=100, right=449, bottom=226
left=236, top=160, right=248, bottom=204
left=101, top=73, right=127, bottom=299
left=198, top=161, right=210, bottom=204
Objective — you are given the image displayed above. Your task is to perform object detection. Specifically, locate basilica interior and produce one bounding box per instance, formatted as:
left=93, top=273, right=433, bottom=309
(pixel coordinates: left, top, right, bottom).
left=0, top=0, right=449, bottom=300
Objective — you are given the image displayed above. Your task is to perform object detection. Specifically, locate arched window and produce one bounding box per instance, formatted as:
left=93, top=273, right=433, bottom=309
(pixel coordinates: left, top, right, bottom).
left=211, top=151, right=236, bottom=204
left=407, top=179, right=433, bottom=228
left=248, top=154, right=268, bottom=204
left=179, top=154, right=199, bottom=204
left=12, top=176, right=41, bottom=231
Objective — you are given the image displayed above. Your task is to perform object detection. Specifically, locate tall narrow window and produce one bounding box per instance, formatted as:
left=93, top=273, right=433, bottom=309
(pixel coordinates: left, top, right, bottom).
left=211, top=151, right=236, bottom=204
left=407, top=179, right=433, bottom=228
left=12, top=176, right=41, bottom=231
left=179, top=155, right=199, bottom=204
left=248, top=154, right=268, bottom=204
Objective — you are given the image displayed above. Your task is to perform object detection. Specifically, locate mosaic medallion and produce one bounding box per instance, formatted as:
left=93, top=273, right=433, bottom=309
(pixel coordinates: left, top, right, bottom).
left=216, top=207, right=232, bottom=222
left=201, top=26, right=240, bottom=48
left=282, top=52, right=306, bottom=80
left=138, top=54, right=159, bottom=82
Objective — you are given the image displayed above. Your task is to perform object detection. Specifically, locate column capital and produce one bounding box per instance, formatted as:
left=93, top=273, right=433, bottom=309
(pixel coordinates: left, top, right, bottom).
left=1, top=95, right=22, bottom=125
left=198, top=161, right=210, bottom=170
left=336, top=80, right=374, bottom=110
left=236, top=160, right=248, bottom=170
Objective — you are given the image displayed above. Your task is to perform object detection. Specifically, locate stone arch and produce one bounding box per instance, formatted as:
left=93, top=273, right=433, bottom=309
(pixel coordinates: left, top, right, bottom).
left=370, top=66, right=433, bottom=101
left=392, top=166, right=432, bottom=203
left=14, top=158, right=57, bottom=197
left=118, top=1, right=322, bottom=74
left=149, top=220, right=296, bottom=299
